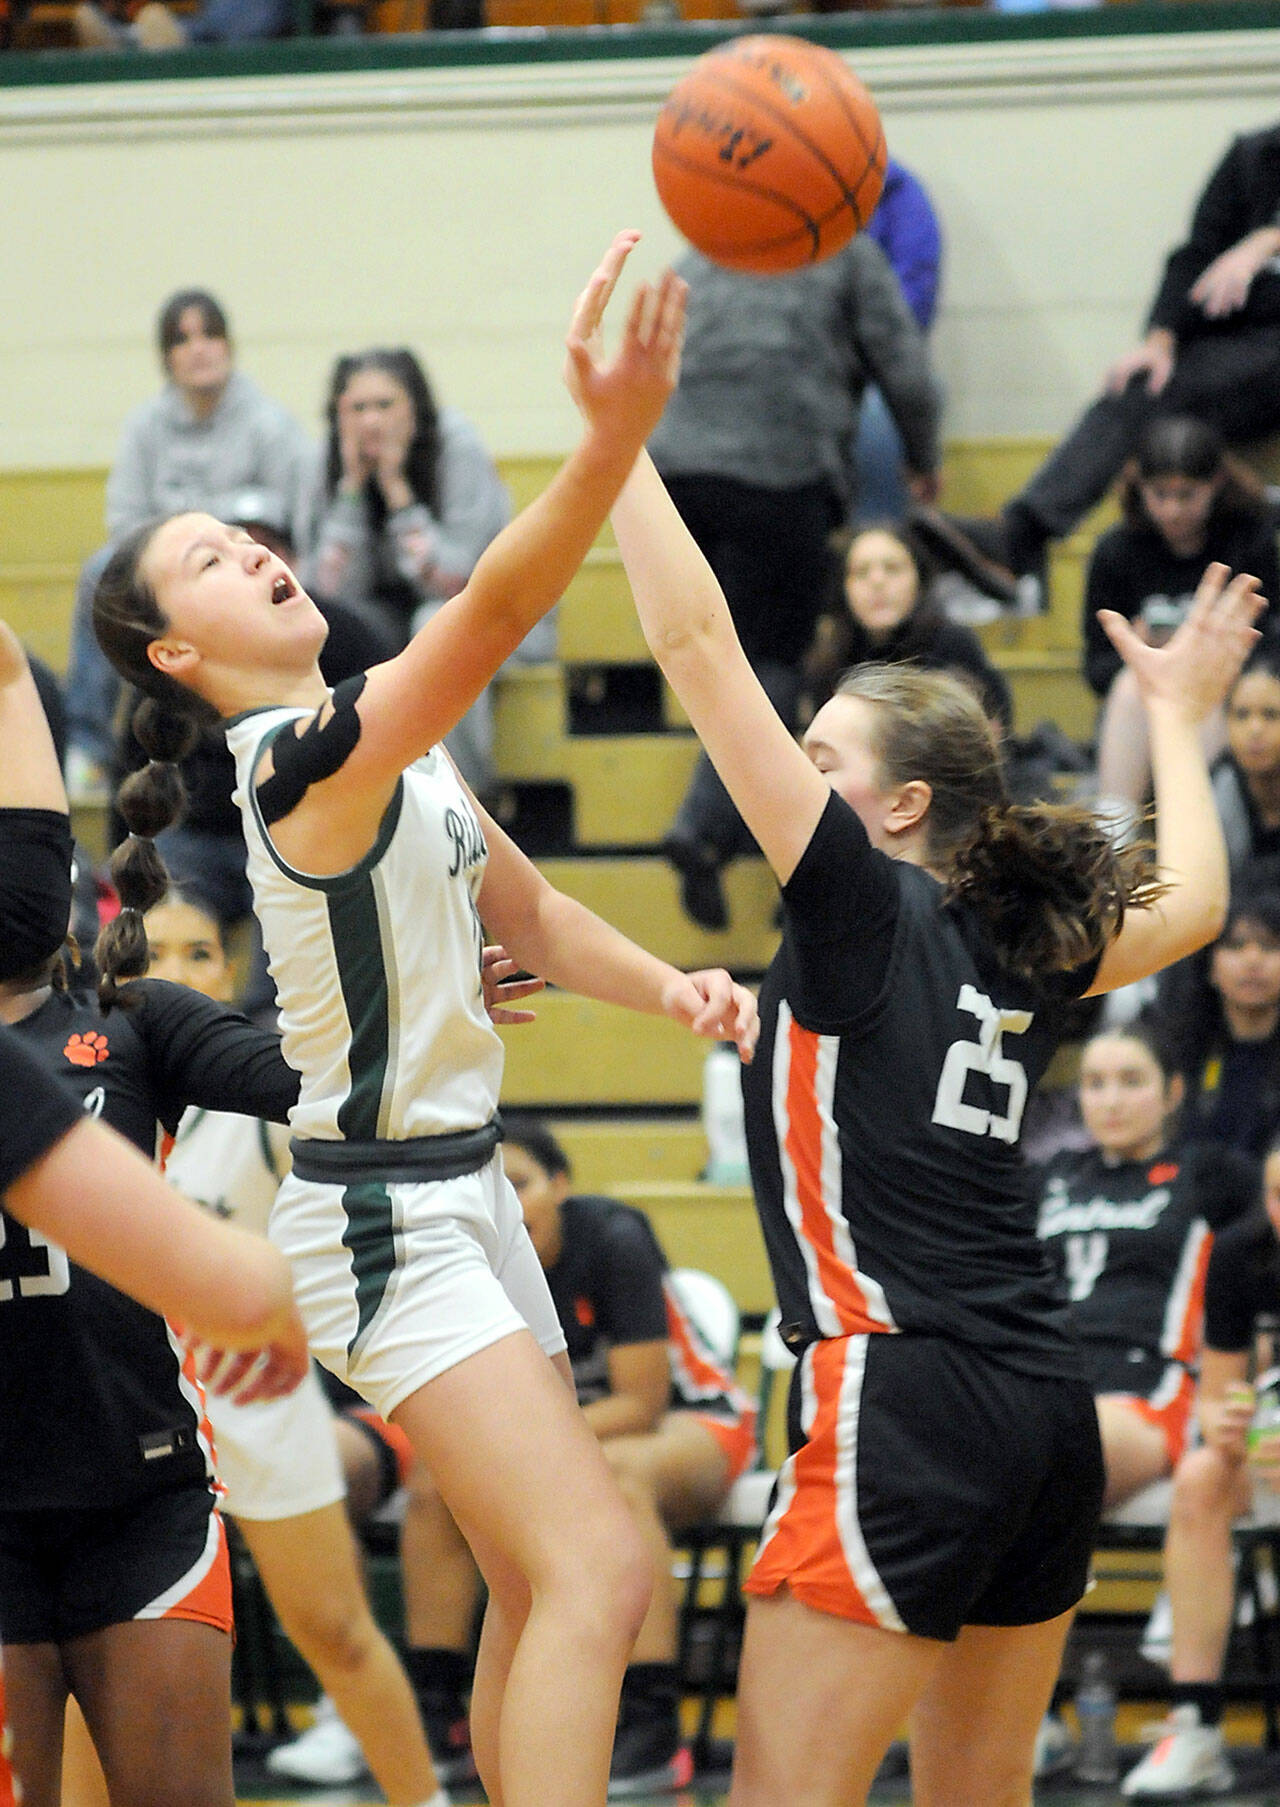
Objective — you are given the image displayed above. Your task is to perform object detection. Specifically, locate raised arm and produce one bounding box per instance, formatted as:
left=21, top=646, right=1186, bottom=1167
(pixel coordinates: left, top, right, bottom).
left=1090, top=564, right=1264, bottom=994
left=0, top=621, right=67, bottom=811
left=611, top=452, right=831, bottom=887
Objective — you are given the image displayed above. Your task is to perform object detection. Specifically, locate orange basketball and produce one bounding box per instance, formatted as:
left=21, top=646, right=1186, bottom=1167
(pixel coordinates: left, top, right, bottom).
left=652, top=35, right=887, bottom=277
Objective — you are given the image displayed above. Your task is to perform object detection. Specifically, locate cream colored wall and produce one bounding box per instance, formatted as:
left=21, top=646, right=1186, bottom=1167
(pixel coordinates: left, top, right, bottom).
left=1, top=25, right=1278, bottom=477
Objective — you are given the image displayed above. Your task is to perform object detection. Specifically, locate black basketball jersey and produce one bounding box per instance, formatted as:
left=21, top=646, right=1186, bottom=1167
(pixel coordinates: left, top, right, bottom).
left=742, top=792, right=1096, bottom=1379
left=1037, top=1144, right=1258, bottom=1385
left=0, top=979, right=297, bottom=1512
left=1203, top=1211, right=1280, bottom=1353
left=0, top=1023, right=82, bottom=1194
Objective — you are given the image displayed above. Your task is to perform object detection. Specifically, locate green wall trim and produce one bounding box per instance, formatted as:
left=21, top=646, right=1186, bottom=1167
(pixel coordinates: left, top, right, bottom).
left=4, top=0, right=1280, bottom=89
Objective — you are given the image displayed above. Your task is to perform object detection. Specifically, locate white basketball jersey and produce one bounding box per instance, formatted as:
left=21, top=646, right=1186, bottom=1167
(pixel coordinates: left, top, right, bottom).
left=225, top=706, right=504, bottom=1143
left=164, top=1107, right=288, bottom=1239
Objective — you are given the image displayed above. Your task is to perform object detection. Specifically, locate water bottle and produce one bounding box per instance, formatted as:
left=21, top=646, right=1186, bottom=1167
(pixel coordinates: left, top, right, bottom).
left=702, top=1043, right=748, bottom=1185
left=1073, top=1650, right=1119, bottom=1783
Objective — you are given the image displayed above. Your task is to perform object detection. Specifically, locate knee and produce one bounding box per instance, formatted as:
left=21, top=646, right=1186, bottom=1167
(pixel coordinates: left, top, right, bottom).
left=282, top=1595, right=383, bottom=1677
left=1171, top=1448, right=1240, bottom=1526
left=559, top=1511, right=654, bottom=1651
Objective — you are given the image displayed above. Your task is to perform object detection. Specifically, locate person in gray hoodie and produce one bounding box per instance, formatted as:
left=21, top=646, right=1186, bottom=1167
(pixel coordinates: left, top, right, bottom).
left=64, top=289, right=313, bottom=800
left=647, top=236, right=942, bottom=930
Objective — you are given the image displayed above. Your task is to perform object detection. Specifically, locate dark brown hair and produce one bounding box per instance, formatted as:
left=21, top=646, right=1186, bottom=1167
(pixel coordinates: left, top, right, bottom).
left=836, top=665, right=1165, bottom=978
left=157, top=290, right=230, bottom=364
left=1119, top=414, right=1267, bottom=530
left=91, top=523, right=217, bottom=1009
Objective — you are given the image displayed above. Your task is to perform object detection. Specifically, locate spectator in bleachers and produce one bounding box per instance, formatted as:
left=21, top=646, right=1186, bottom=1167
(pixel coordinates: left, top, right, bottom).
left=804, top=523, right=1012, bottom=728
left=303, top=347, right=522, bottom=800
left=1030, top=1021, right=1257, bottom=1776
left=1154, top=895, right=1280, bottom=1160
left=1118, top=1136, right=1280, bottom=1798
left=1087, top=417, right=1280, bottom=818
left=911, top=121, right=1280, bottom=613
left=63, top=290, right=313, bottom=806
left=73, top=0, right=292, bottom=48
left=273, top=1118, right=757, bottom=1799
left=852, top=159, right=944, bottom=528
left=649, top=239, right=942, bottom=930
left=1205, top=638, right=1280, bottom=891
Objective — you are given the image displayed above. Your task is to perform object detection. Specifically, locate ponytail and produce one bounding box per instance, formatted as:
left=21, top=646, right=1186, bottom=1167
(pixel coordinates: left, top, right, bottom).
left=836, top=664, right=1166, bottom=980
left=945, top=803, right=1164, bottom=980
left=95, top=695, right=200, bottom=1009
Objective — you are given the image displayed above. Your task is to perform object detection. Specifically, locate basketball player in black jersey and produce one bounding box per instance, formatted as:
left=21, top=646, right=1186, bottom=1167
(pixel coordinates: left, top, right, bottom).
left=610, top=427, right=1265, bottom=1807
left=0, top=619, right=312, bottom=1807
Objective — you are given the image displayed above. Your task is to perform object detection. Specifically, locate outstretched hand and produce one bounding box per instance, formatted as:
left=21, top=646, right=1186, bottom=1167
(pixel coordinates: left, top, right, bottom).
left=481, top=943, right=545, bottom=1026
left=188, top=1310, right=310, bottom=1407
left=661, top=968, right=759, bottom=1065
left=1098, top=563, right=1264, bottom=725
left=563, top=230, right=687, bottom=446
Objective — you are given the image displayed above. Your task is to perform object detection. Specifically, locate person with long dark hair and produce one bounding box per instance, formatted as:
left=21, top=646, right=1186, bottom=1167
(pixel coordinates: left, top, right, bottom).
left=88, top=233, right=756, bottom=1807
left=305, top=346, right=517, bottom=796
left=1087, top=415, right=1279, bottom=812
left=608, top=405, right=1263, bottom=1803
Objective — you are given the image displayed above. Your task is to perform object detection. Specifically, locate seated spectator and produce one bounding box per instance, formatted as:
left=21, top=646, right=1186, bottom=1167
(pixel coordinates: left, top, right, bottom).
left=1087, top=417, right=1280, bottom=816
left=1206, top=640, right=1280, bottom=890
left=302, top=347, right=519, bottom=800
left=1154, top=896, right=1280, bottom=1160
left=852, top=159, right=944, bottom=528
left=273, top=1118, right=758, bottom=1799
left=73, top=0, right=293, bottom=48
left=804, top=523, right=1012, bottom=728
left=64, top=289, right=313, bottom=804
left=1031, top=1021, right=1258, bottom=1776
left=910, top=121, right=1280, bottom=613
left=1118, top=1136, right=1280, bottom=1798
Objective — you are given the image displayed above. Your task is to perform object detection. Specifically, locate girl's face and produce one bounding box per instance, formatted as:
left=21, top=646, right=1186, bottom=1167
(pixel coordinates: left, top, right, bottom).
left=143, top=897, right=231, bottom=1003
left=142, top=513, right=327, bottom=692
left=501, top=1142, right=570, bottom=1270
left=802, top=694, right=920, bottom=854
left=843, top=531, right=920, bottom=640
left=1227, top=671, right=1280, bottom=779
left=1078, top=1035, right=1176, bottom=1163
left=165, top=306, right=232, bottom=398
left=1264, top=1148, right=1280, bottom=1241
left=1137, top=473, right=1220, bottom=556
left=1210, top=917, right=1280, bottom=1013
left=339, top=368, right=416, bottom=463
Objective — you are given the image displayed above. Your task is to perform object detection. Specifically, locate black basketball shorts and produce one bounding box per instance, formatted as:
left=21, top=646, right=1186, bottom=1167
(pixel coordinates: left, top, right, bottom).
left=747, top=1330, right=1104, bottom=1641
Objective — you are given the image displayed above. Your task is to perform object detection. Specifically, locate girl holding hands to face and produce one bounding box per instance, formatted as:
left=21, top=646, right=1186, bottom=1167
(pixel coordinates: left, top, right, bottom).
left=91, top=234, right=756, bottom=1807
left=609, top=404, right=1264, bottom=1806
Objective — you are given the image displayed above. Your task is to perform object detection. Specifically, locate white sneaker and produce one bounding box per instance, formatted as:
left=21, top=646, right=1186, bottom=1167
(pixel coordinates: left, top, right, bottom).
left=1033, top=1711, right=1074, bottom=1778
left=265, top=1696, right=369, bottom=1785
left=1140, top=1589, right=1172, bottom=1667
left=1120, top=1705, right=1234, bottom=1797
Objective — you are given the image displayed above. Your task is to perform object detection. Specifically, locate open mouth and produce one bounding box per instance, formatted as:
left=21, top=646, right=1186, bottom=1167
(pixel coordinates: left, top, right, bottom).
left=271, top=574, right=296, bottom=605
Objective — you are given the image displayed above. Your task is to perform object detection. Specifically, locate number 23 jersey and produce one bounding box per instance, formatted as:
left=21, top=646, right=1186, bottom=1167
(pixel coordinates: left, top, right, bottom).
left=742, top=792, right=1095, bottom=1379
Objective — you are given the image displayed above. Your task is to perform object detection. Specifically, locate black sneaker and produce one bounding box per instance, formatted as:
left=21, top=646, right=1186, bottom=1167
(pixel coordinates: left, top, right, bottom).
left=608, top=1707, right=694, bottom=1799
left=420, top=1696, right=478, bottom=1789
left=907, top=505, right=1021, bottom=606
left=663, top=833, right=729, bottom=932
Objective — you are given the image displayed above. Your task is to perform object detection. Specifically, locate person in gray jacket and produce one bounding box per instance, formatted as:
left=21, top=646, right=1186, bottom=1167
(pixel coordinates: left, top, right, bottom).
left=647, top=236, right=942, bottom=929
left=64, top=289, right=313, bottom=800
left=303, top=347, right=523, bottom=799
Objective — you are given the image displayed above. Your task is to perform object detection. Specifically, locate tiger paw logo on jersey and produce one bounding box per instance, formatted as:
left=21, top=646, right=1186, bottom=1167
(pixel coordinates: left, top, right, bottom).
left=575, top=1297, right=595, bottom=1327
left=63, top=1030, right=109, bottom=1067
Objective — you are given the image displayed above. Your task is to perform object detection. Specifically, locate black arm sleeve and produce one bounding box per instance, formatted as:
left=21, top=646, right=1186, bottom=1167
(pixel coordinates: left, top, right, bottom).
left=0, top=808, right=74, bottom=982
left=0, top=1023, right=83, bottom=1195
left=130, top=980, right=301, bottom=1136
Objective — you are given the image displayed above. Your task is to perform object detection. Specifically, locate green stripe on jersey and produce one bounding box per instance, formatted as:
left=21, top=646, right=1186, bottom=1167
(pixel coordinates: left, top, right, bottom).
left=340, top=1178, right=397, bottom=1357
left=328, top=875, right=393, bottom=1142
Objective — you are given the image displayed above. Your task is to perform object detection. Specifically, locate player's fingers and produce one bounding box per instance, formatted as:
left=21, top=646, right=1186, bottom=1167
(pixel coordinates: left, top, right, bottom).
left=568, top=229, right=641, bottom=345
left=497, top=975, right=545, bottom=1002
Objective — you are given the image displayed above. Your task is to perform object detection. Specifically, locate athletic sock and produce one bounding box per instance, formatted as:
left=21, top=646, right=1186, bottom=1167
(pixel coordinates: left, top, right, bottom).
left=1170, top=1682, right=1224, bottom=1727
left=404, top=1644, right=471, bottom=1710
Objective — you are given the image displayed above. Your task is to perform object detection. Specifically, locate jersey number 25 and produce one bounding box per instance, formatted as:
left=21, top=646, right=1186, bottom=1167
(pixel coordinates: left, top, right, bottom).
left=931, top=984, right=1032, bottom=1145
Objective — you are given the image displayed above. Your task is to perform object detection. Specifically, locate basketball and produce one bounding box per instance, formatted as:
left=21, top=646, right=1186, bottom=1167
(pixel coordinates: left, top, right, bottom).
left=652, top=35, right=886, bottom=277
